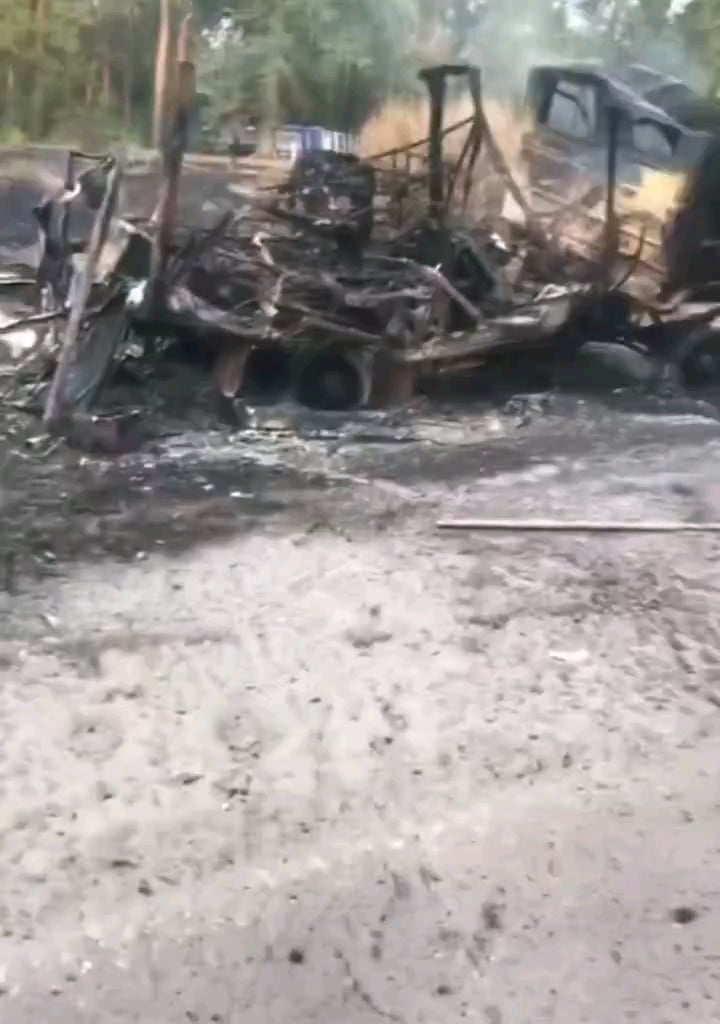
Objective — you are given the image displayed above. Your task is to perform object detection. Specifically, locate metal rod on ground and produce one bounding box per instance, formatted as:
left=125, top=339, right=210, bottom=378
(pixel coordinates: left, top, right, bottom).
left=42, top=158, right=123, bottom=432
left=436, top=519, right=720, bottom=533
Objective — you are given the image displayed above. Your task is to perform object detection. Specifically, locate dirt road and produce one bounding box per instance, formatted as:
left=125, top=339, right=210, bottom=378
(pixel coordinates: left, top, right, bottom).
left=1, top=142, right=719, bottom=1022
left=0, top=398, right=719, bottom=1022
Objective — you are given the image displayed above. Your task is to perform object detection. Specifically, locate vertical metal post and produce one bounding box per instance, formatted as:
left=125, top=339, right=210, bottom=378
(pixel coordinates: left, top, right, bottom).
left=146, top=58, right=195, bottom=317
left=419, top=67, right=447, bottom=224
left=43, top=159, right=123, bottom=430
left=461, top=66, right=484, bottom=211
left=602, top=104, right=621, bottom=286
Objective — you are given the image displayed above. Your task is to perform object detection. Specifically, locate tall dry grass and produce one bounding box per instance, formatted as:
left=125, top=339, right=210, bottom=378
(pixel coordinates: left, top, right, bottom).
left=358, top=96, right=690, bottom=232
left=359, top=95, right=531, bottom=176
left=358, top=95, right=532, bottom=223
left=621, top=167, right=686, bottom=223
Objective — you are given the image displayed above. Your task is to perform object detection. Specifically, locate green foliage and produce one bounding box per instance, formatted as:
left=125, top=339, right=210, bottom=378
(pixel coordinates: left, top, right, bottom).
left=0, top=126, right=29, bottom=146
left=196, top=0, right=424, bottom=140
left=0, top=0, right=159, bottom=143
left=46, top=109, right=144, bottom=150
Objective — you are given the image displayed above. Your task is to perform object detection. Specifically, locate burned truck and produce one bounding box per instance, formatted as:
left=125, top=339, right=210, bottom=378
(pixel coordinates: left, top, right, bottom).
left=520, top=62, right=720, bottom=292
left=521, top=63, right=720, bottom=195
left=9, top=57, right=720, bottom=453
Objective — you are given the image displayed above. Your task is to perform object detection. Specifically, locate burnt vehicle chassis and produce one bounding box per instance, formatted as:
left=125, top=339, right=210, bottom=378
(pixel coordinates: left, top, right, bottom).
left=2, top=60, right=720, bottom=452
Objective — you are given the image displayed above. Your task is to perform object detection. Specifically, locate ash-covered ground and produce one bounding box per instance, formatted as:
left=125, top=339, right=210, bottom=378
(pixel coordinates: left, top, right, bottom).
left=1, top=150, right=720, bottom=1023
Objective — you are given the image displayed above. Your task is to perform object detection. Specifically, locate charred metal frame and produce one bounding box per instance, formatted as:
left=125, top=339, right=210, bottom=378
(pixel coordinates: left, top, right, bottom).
left=3, top=61, right=720, bottom=449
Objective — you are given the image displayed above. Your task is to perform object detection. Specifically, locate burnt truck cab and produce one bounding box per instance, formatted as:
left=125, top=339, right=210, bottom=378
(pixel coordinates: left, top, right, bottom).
left=521, top=63, right=720, bottom=291
left=522, top=63, right=720, bottom=194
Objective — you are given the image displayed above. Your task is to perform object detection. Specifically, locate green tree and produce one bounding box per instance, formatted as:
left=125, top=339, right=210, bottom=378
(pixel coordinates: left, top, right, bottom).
left=0, top=0, right=164, bottom=144
left=1, top=0, right=720, bottom=148
left=677, top=0, right=720, bottom=95
left=0, top=3, right=30, bottom=137
left=196, top=0, right=424, bottom=148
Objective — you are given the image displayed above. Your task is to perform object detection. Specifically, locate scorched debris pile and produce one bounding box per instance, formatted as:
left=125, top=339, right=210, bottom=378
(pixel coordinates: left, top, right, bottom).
left=3, top=60, right=720, bottom=452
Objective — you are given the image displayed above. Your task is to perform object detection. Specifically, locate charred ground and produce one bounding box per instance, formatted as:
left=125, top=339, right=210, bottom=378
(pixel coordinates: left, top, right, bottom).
left=1, top=148, right=720, bottom=1024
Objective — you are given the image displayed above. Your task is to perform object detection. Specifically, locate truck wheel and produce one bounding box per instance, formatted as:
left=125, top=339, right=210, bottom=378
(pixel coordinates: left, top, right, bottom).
left=677, top=326, right=720, bottom=389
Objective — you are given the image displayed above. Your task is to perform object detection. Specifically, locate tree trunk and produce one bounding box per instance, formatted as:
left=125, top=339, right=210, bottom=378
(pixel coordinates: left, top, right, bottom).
left=256, top=72, right=280, bottom=157
left=85, top=61, right=97, bottom=108
left=122, top=7, right=135, bottom=131
left=177, top=13, right=192, bottom=62
left=256, top=4, right=283, bottom=158
left=32, top=0, right=48, bottom=138
left=256, top=64, right=280, bottom=157
left=153, top=0, right=176, bottom=148
left=702, top=0, right=720, bottom=100
left=5, top=64, right=16, bottom=132
left=123, top=60, right=133, bottom=130
left=255, top=120, right=277, bottom=158
left=101, top=50, right=112, bottom=110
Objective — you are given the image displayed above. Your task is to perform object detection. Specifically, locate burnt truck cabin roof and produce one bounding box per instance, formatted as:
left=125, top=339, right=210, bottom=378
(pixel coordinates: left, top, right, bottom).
left=610, top=65, right=720, bottom=130
left=527, top=64, right=720, bottom=136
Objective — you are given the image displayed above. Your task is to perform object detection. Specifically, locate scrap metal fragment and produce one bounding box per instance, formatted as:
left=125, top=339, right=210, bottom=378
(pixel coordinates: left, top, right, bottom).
left=42, top=157, right=123, bottom=432
left=437, top=519, right=720, bottom=533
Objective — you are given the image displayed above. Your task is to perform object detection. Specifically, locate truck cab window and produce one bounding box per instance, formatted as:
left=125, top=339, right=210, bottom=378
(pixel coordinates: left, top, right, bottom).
left=546, top=81, right=598, bottom=140
left=631, top=119, right=674, bottom=160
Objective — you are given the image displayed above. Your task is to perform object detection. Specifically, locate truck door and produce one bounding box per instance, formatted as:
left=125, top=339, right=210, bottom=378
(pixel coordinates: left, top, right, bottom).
left=615, top=117, right=680, bottom=209
left=524, top=74, right=603, bottom=196
left=624, top=118, right=677, bottom=173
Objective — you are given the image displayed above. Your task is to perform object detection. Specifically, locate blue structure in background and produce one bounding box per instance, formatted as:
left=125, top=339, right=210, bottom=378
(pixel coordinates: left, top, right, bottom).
left=197, top=94, right=356, bottom=157
left=205, top=104, right=356, bottom=159
left=267, top=124, right=355, bottom=159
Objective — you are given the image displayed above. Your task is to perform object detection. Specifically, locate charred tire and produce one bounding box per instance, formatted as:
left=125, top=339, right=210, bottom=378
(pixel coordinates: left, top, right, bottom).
left=295, top=346, right=373, bottom=411
left=674, top=325, right=720, bottom=389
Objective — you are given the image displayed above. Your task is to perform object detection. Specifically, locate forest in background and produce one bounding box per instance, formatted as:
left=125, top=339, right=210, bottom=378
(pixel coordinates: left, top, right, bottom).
left=0, top=0, right=718, bottom=149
